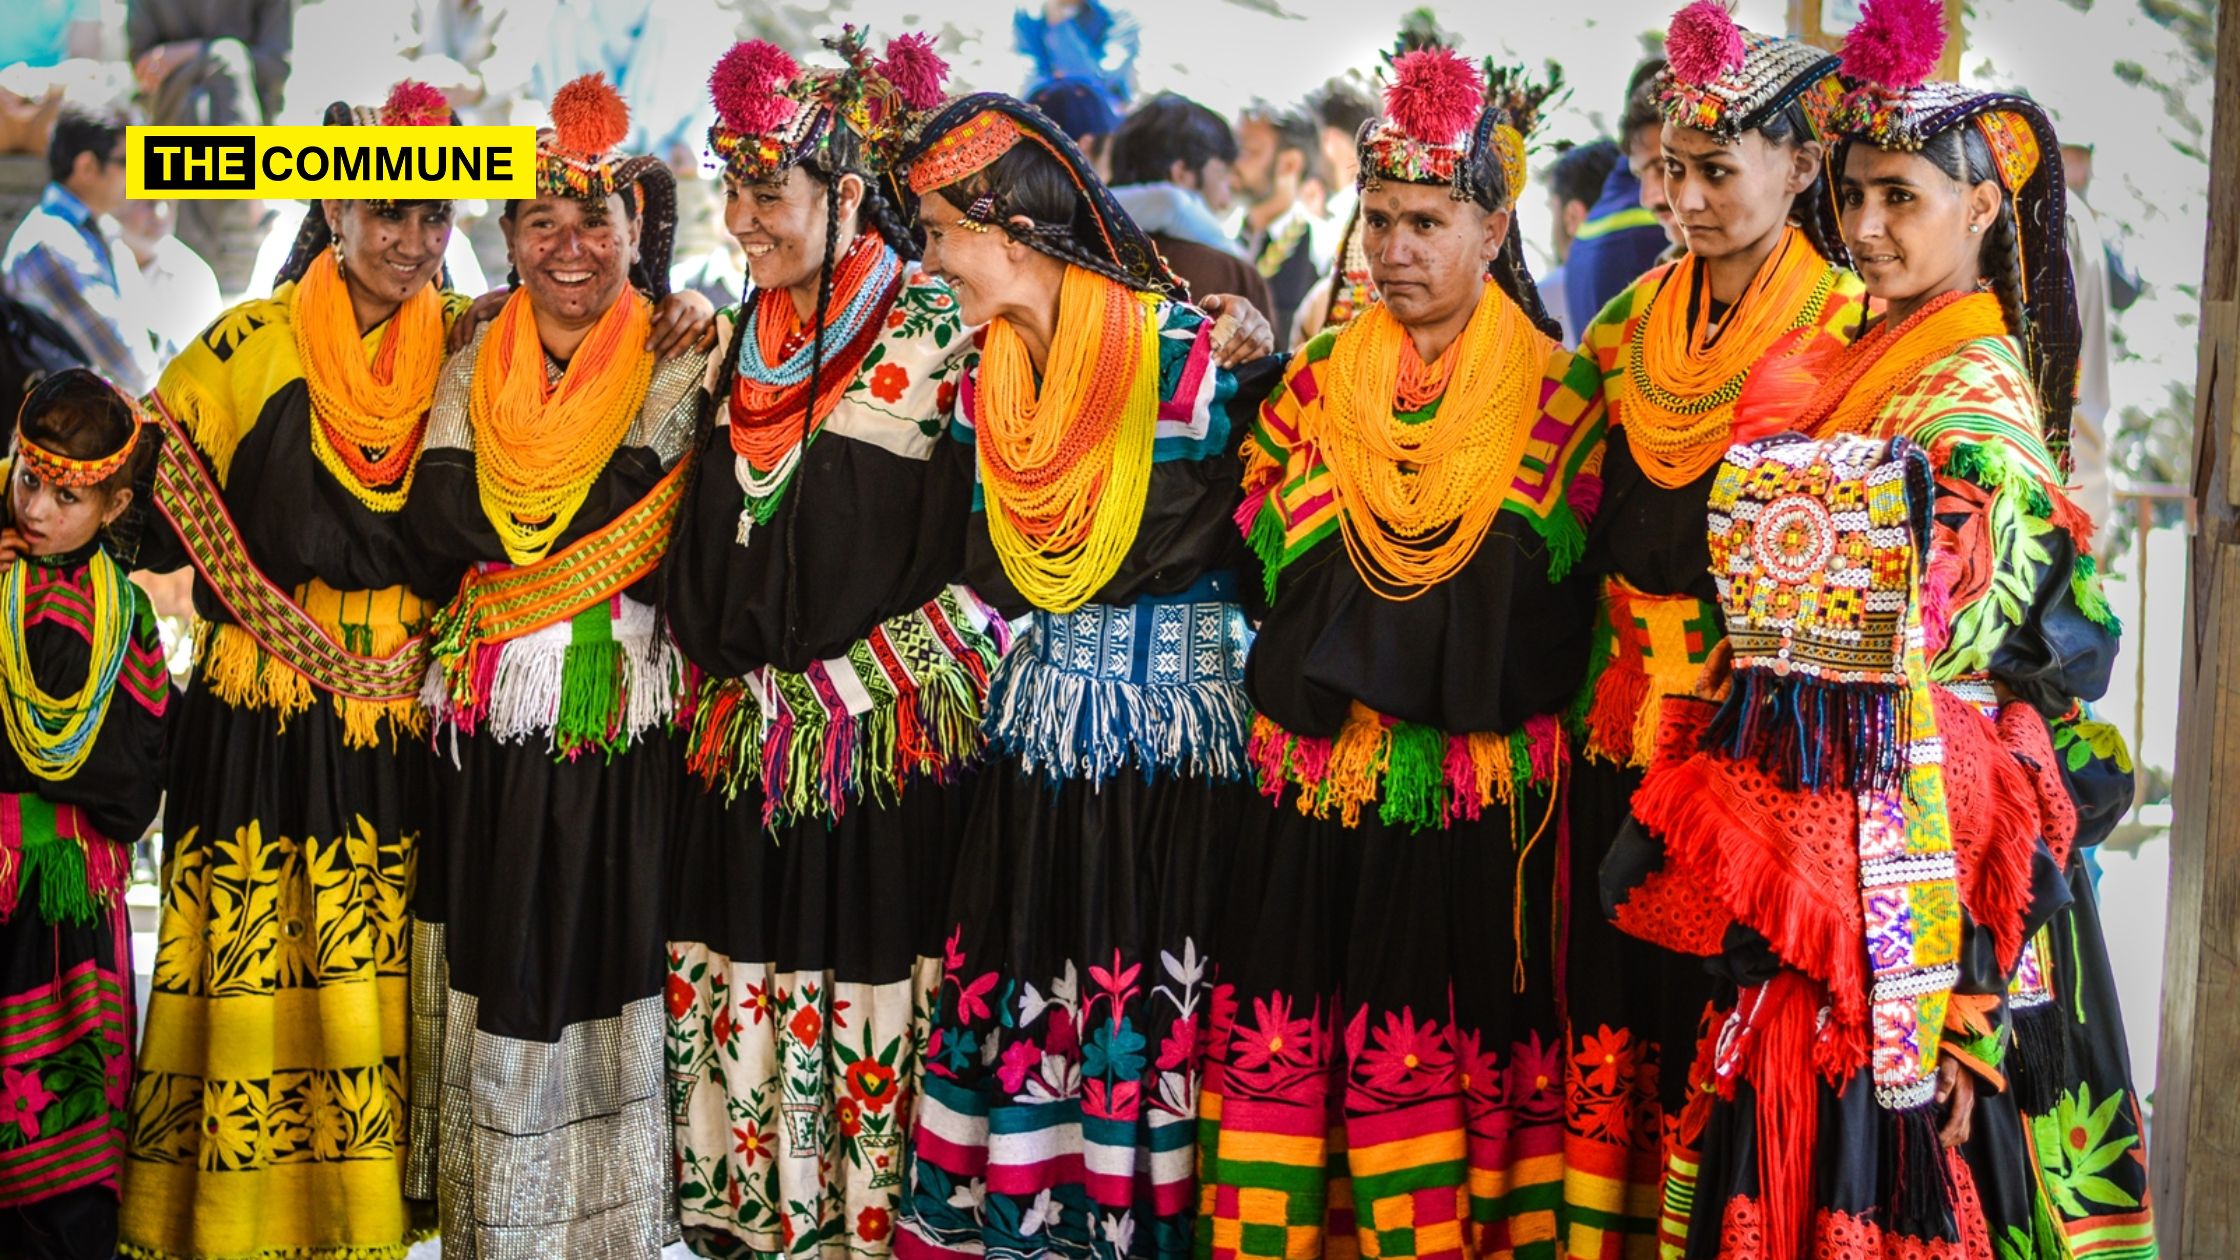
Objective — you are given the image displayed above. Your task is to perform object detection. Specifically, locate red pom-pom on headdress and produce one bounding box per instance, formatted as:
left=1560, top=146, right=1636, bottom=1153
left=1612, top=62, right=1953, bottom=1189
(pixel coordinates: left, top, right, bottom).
left=710, top=41, right=800, bottom=136
left=879, top=33, right=949, bottom=112
left=550, top=73, right=630, bottom=155
left=380, top=79, right=451, bottom=126
left=1384, top=48, right=1485, bottom=145
left=1666, top=1, right=1746, bottom=86
left=1841, top=0, right=1947, bottom=90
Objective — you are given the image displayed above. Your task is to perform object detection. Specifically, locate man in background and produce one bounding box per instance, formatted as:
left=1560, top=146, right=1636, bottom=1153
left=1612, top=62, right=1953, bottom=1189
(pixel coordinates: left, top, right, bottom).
left=3, top=106, right=163, bottom=394
left=1306, top=78, right=1377, bottom=232
left=114, top=196, right=220, bottom=359
left=129, top=0, right=293, bottom=293
left=1540, top=138, right=1621, bottom=343
left=1107, top=94, right=1273, bottom=324
left=1565, top=58, right=1675, bottom=330
left=1030, top=78, right=1122, bottom=179
left=1233, top=104, right=1322, bottom=345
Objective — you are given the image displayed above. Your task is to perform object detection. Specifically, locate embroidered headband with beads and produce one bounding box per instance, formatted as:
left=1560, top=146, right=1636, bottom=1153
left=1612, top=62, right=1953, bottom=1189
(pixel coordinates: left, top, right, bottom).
left=14, top=389, right=144, bottom=489
left=907, top=109, right=1024, bottom=197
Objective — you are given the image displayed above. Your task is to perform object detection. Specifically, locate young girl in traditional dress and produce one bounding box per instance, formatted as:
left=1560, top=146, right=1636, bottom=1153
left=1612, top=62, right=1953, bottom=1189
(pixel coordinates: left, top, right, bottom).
left=0, top=369, right=167, bottom=1260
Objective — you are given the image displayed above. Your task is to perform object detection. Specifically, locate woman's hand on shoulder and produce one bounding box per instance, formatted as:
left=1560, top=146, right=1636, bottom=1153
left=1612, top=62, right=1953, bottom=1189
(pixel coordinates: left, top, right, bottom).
left=447, top=287, right=512, bottom=353
left=1199, top=294, right=1274, bottom=367
left=649, top=290, right=720, bottom=361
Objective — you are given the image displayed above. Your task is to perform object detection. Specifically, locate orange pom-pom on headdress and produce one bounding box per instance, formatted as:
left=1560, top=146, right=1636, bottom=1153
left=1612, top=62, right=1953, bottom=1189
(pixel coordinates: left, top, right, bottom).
left=550, top=73, right=630, bottom=157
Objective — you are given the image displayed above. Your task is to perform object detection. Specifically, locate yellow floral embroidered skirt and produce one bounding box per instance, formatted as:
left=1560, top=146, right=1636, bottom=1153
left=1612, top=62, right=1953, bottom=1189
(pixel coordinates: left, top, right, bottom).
left=122, top=583, right=433, bottom=1260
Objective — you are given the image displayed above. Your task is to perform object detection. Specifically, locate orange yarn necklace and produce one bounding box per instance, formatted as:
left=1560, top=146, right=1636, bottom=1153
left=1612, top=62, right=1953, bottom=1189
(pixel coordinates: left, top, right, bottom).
left=1798, top=290, right=2007, bottom=439
left=293, top=248, right=445, bottom=512
left=468, top=287, right=655, bottom=565
left=974, top=265, right=1161, bottom=614
left=1315, top=281, right=1547, bottom=601
left=728, top=232, right=903, bottom=472
left=1615, top=227, right=1839, bottom=488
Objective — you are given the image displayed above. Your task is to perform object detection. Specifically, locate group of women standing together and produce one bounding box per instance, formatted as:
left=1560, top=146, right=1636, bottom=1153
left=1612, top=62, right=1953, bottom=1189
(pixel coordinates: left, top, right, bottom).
left=0, top=0, right=2155, bottom=1257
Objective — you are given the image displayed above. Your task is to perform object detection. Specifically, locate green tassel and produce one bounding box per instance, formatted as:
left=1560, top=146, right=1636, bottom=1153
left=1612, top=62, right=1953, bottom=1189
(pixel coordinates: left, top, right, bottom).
left=555, top=606, right=624, bottom=757
left=1246, top=502, right=1289, bottom=604
left=1377, top=721, right=1449, bottom=833
left=1566, top=605, right=1619, bottom=733
left=1527, top=499, right=1587, bottom=583
left=25, top=825, right=94, bottom=927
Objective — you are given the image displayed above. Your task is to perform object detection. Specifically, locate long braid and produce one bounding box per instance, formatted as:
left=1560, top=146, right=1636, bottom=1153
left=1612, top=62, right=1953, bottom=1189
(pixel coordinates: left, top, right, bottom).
left=859, top=180, right=922, bottom=262
left=1982, top=201, right=2030, bottom=358
left=780, top=179, right=844, bottom=654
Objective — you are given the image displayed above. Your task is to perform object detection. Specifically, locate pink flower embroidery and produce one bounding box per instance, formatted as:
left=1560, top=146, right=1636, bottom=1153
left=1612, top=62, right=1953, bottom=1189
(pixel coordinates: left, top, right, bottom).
left=1359, top=1008, right=1452, bottom=1093
left=0, top=1066, right=56, bottom=1139
left=998, top=1039, right=1041, bottom=1095
left=1234, top=994, right=1313, bottom=1071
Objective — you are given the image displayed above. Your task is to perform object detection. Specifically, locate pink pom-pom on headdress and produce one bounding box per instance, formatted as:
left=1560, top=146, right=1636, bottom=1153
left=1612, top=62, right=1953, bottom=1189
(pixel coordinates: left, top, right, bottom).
left=710, top=40, right=800, bottom=135
left=879, top=34, right=949, bottom=112
left=380, top=79, right=451, bottom=126
left=1384, top=48, right=1485, bottom=145
left=1666, top=1, right=1746, bottom=86
left=550, top=73, right=630, bottom=155
left=1841, top=0, right=1947, bottom=90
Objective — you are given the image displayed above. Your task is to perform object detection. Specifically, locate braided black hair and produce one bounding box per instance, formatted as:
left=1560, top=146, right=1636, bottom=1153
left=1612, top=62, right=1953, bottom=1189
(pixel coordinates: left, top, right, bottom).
left=1915, top=125, right=2033, bottom=368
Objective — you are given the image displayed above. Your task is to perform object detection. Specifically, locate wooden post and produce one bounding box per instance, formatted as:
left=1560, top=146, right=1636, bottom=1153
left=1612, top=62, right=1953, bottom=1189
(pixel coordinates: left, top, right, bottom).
left=2153, top=0, right=2240, bottom=1252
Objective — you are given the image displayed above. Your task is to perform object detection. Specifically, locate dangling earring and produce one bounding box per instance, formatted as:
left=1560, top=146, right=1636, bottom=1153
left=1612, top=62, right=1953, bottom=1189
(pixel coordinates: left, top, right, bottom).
left=1974, top=276, right=1993, bottom=291
left=333, top=238, right=347, bottom=280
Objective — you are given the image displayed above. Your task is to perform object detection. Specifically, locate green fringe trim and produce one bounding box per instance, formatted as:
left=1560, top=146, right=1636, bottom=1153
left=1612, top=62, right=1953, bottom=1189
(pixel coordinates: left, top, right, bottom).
left=1246, top=499, right=1289, bottom=604
left=1523, top=497, right=1587, bottom=584
left=26, top=824, right=93, bottom=926
left=2070, top=551, right=2120, bottom=631
left=1945, top=441, right=2055, bottom=519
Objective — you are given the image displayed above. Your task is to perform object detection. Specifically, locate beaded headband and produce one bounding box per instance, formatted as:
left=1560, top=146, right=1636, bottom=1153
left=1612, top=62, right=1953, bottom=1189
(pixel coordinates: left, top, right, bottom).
left=1357, top=47, right=1555, bottom=208
left=1657, top=2, right=1843, bottom=143
left=709, top=27, right=950, bottom=185
left=907, top=109, right=1024, bottom=199
left=14, top=387, right=144, bottom=489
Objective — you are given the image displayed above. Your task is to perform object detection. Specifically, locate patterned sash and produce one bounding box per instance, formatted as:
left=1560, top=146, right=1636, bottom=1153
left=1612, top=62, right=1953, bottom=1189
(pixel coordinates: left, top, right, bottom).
left=147, top=394, right=426, bottom=703
left=426, top=454, right=692, bottom=704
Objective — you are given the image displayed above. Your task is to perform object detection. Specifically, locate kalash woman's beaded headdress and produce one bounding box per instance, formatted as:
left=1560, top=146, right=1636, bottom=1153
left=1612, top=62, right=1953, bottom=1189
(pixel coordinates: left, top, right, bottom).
left=901, top=92, right=1182, bottom=297
left=1834, top=0, right=2080, bottom=458
left=525, top=74, right=679, bottom=299
left=1350, top=44, right=1567, bottom=339
left=1355, top=47, right=1561, bottom=212
left=275, top=80, right=458, bottom=287
left=707, top=27, right=949, bottom=187
left=1657, top=1, right=1843, bottom=144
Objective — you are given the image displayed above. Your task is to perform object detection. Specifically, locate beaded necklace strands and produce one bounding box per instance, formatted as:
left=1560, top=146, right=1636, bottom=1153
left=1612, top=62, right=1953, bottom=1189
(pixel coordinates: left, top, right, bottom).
left=468, top=287, right=656, bottom=565
left=974, top=265, right=1162, bottom=615
left=294, top=248, right=448, bottom=513
left=0, top=548, right=135, bottom=781
left=730, top=232, right=906, bottom=540
left=1316, top=280, right=1546, bottom=601
left=1617, top=226, right=1836, bottom=488
left=1796, top=289, right=2008, bottom=439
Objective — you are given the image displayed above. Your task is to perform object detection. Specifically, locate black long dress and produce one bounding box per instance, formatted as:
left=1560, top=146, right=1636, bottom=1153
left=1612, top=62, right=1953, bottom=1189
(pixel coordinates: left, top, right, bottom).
left=1195, top=308, right=1603, bottom=1260
left=403, top=310, right=709, bottom=1258
left=123, top=283, right=459, bottom=1260
left=895, top=292, right=1272, bottom=1260
left=661, top=262, right=1003, bottom=1260
left=0, top=541, right=167, bottom=1260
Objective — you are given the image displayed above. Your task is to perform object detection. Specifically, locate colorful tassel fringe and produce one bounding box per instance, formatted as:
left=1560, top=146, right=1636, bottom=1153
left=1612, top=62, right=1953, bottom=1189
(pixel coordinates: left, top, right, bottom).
left=1248, top=706, right=1565, bottom=832
left=423, top=595, right=683, bottom=759
left=0, top=795, right=127, bottom=927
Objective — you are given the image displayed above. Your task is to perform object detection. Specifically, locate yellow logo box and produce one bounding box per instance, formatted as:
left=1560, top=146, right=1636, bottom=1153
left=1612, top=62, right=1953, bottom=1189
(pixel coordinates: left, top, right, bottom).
left=127, top=126, right=536, bottom=200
